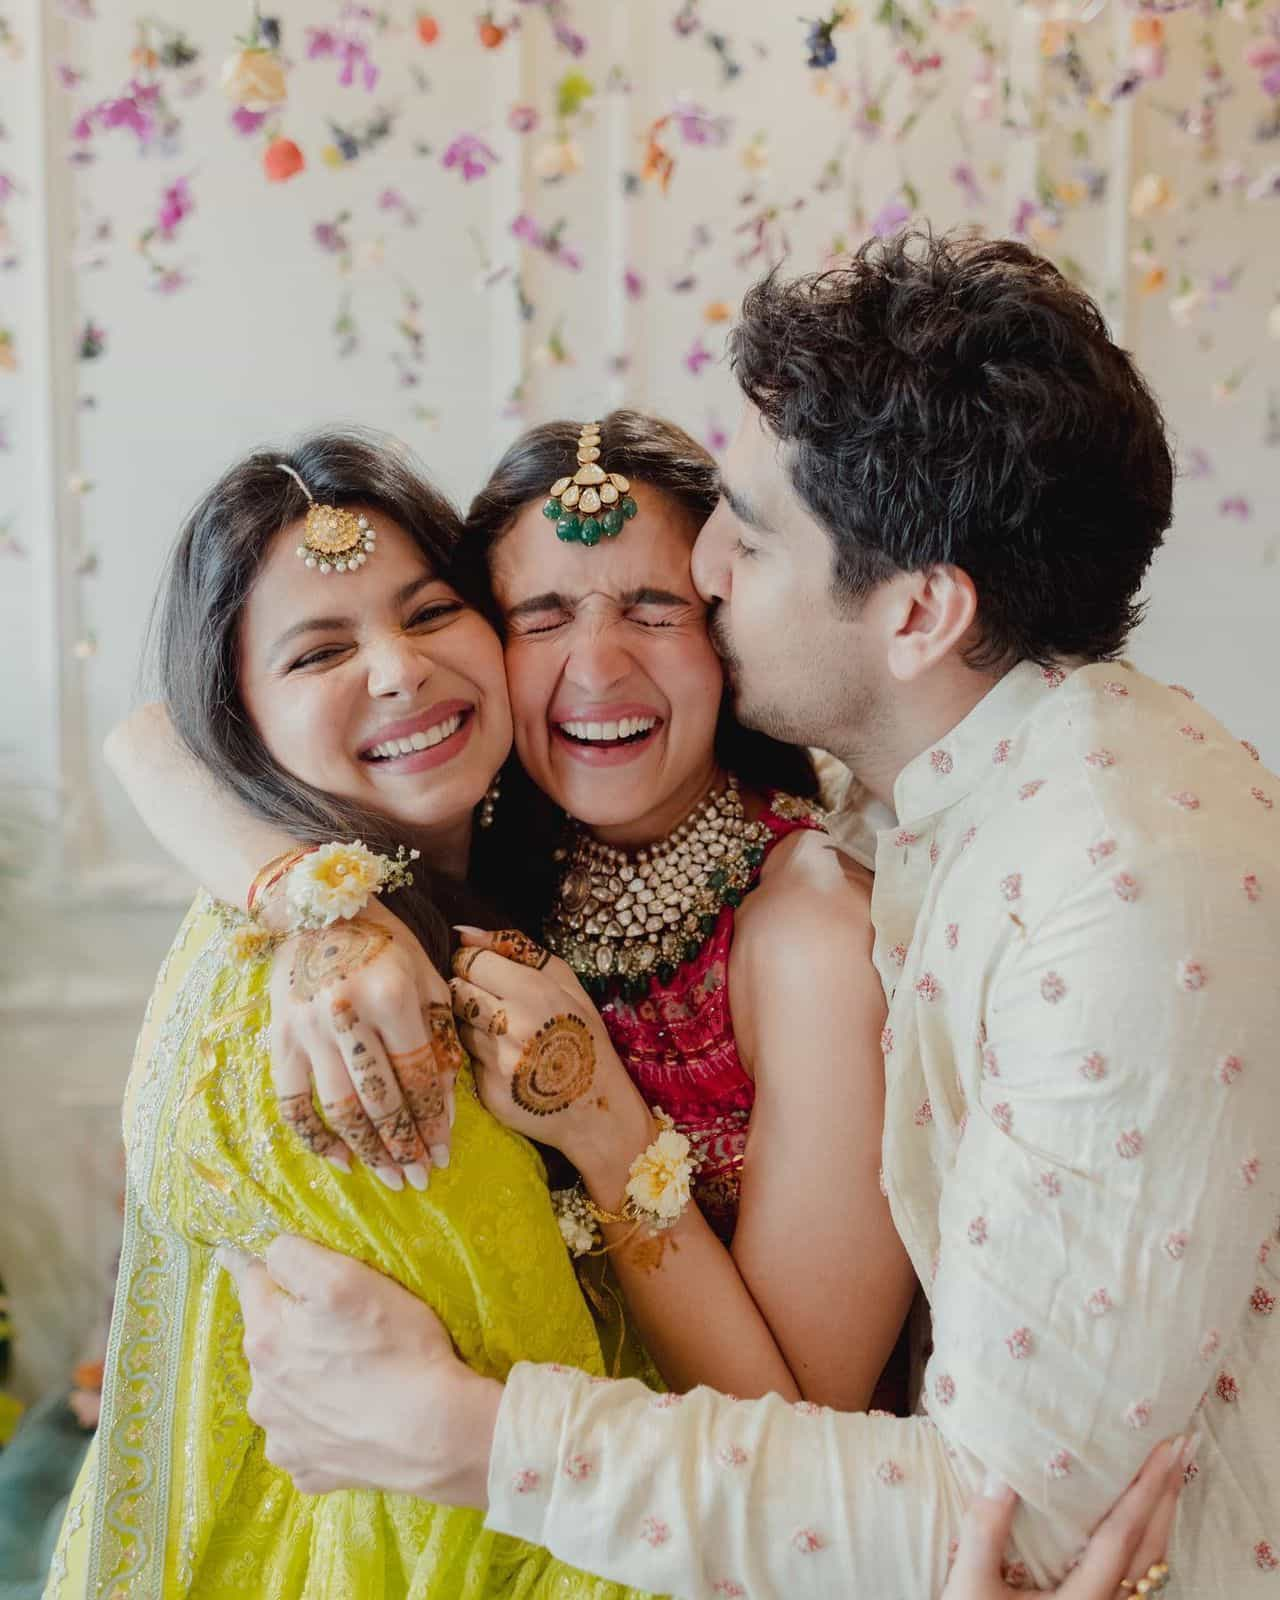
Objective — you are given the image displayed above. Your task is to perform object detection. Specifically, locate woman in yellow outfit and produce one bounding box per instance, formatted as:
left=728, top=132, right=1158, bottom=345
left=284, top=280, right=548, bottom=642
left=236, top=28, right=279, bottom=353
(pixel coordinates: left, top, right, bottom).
left=45, top=431, right=661, bottom=1600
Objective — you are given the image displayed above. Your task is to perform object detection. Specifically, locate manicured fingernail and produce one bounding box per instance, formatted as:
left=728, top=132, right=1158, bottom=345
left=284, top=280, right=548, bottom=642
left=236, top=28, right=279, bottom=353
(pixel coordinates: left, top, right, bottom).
left=452, top=924, right=486, bottom=939
left=1180, top=1431, right=1201, bottom=1471
left=326, top=1154, right=351, bottom=1175
left=430, top=1143, right=451, bottom=1170
left=405, top=1162, right=430, bottom=1191
left=982, top=1470, right=1012, bottom=1500
left=375, top=1166, right=404, bottom=1191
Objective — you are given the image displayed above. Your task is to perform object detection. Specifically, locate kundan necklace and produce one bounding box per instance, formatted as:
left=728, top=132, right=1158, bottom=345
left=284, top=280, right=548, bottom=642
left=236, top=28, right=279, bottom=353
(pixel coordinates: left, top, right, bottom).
left=545, top=775, right=771, bottom=997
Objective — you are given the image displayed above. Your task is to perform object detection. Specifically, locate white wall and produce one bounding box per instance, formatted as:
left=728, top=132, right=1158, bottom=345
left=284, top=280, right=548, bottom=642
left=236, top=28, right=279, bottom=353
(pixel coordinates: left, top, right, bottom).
left=1, top=0, right=1277, bottom=1396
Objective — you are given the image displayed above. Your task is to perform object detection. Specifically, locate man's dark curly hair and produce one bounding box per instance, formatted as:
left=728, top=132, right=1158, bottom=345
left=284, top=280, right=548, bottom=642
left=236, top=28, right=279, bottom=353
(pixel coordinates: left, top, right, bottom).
left=728, top=230, right=1175, bottom=671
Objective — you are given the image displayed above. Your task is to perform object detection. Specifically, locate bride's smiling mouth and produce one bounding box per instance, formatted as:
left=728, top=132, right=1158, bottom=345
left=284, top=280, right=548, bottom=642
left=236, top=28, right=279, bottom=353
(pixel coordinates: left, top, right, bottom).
left=358, top=700, right=476, bottom=772
left=550, top=704, right=665, bottom=766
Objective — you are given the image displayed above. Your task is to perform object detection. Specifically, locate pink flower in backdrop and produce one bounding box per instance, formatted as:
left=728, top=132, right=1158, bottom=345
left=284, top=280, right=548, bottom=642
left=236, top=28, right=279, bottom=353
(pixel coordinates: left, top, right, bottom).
left=952, top=163, right=985, bottom=208
left=706, top=413, right=729, bottom=453
left=1219, top=496, right=1251, bottom=519
left=230, top=105, right=269, bottom=136
left=670, top=98, right=730, bottom=146
left=511, top=213, right=583, bottom=270
left=306, top=27, right=380, bottom=90
left=508, top=104, right=540, bottom=134
left=872, top=197, right=912, bottom=237
left=624, top=268, right=646, bottom=300
left=0, top=173, right=15, bottom=204
left=685, top=336, right=714, bottom=376
left=73, top=80, right=162, bottom=147
left=155, top=176, right=193, bottom=240
left=442, top=133, right=499, bottom=182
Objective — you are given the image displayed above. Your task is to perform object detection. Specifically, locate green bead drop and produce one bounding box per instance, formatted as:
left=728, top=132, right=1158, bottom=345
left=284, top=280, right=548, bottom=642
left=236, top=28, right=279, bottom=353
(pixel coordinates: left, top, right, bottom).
left=556, top=515, right=581, bottom=542
left=579, top=516, right=602, bottom=546
left=600, top=506, right=624, bottom=536
left=620, top=496, right=638, bottom=520
left=542, top=498, right=561, bottom=521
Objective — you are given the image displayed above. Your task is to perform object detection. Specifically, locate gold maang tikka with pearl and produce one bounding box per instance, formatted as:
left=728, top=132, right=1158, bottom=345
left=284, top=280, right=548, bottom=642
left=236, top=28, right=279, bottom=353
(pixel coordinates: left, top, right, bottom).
left=541, top=422, right=640, bottom=546
left=277, top=463, right=377, bottom=575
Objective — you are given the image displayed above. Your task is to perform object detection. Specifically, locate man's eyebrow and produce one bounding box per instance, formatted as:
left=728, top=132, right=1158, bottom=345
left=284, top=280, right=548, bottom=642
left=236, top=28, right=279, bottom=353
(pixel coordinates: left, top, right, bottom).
left=268, top=574, right=437, bottom=659
left=719, top=479, right=772, bottom=534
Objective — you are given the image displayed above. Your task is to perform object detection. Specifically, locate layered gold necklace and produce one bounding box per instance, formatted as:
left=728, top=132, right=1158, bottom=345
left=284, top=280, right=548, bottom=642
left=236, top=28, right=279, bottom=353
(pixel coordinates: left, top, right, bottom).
left=544, top=775, right=772, bottom=997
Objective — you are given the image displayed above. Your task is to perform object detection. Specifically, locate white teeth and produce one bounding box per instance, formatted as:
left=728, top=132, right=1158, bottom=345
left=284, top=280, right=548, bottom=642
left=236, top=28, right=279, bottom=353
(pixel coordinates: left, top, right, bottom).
left=366, top=712, right=464, bottom=761
left=558, top=715, right=659, bottom=744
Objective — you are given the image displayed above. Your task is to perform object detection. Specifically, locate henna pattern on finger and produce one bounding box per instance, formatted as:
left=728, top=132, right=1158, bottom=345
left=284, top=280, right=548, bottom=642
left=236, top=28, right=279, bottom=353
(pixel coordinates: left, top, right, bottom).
left=389, top=1041, right=447, bottom=1127
left=451, top=946, right=483, bottom=982
left=426, top=1004, right=465, bottom=1077
left=291, top=920, right=392, bottom=1002
left=487, top=1009, right=509, bottom=1038
left=321, top=1095, right=390, bottom=1167
left=372, top=1103, right=428, bottom=1166
left=510, top=1013, right=595, bottom=1116
left=330, top=997, right=359, bottom=1033
left=491, top=930, right=551, bottom=970
left=279, top=1091, right=341, bottom=1156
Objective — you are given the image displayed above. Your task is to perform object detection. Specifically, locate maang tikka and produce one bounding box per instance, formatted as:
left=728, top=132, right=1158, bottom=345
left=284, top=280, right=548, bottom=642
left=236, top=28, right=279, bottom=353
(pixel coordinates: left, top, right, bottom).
left=277, top=462, right=378, bottom=574
left=541, top=421, right=639, bottom=546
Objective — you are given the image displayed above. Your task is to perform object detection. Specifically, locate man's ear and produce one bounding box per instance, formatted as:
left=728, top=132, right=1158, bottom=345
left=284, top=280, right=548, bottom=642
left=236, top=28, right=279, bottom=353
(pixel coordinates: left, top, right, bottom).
left=884, top=566, right=978, bottom=683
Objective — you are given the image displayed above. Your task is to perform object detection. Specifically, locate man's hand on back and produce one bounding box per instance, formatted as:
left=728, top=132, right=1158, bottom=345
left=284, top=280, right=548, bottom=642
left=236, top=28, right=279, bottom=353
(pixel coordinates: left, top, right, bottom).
left=219, top=1235, right=500, bottom=1504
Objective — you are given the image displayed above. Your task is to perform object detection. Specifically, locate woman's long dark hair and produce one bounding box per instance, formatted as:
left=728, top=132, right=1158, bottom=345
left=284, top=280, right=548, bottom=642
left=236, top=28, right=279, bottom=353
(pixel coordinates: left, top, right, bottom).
left=150, top=427, right=498, bottom=967
left=461, top=409, right=819, bottom=931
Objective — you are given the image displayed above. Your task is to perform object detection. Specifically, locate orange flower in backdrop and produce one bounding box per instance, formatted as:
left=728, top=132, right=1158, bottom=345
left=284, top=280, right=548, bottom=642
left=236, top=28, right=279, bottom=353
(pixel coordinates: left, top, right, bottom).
left=264, top=137, right=305, bottom=183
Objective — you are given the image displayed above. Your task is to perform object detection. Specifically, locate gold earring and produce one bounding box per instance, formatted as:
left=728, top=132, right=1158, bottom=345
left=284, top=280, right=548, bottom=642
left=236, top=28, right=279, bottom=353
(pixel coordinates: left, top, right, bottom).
left=478, top=776, right=501, bottom=829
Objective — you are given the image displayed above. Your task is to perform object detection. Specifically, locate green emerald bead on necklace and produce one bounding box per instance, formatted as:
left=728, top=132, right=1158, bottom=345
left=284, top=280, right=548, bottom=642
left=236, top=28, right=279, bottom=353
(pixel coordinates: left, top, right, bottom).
left=556, top=515, right=581, bottom=541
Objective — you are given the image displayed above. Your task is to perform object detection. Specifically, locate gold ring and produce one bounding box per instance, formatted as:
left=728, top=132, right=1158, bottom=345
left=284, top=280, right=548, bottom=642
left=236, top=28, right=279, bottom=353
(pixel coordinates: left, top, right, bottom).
left=1137, top=1564, right=1170, bottom=1596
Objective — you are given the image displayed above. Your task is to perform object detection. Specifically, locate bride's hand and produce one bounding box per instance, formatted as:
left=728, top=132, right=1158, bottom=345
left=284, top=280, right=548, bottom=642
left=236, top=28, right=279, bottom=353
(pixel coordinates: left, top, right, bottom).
left=266, top=896, right=464, bottom=1191
left=449, top=926, right=653, bottom=1182
left=943, top=1437, right=1187, bottom=1600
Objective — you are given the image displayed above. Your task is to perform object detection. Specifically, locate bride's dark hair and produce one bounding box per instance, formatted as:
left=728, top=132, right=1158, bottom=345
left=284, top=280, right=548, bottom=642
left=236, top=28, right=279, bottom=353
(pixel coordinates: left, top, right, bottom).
left=150, top=427, right=500, bottom=968
left=461, top=408, right=819, bottom=931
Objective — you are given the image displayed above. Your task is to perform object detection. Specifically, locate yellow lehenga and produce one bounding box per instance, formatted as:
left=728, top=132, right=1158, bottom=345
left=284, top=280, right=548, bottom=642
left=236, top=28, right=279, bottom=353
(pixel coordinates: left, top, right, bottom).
left=45, top=896, right=664, bottom=1599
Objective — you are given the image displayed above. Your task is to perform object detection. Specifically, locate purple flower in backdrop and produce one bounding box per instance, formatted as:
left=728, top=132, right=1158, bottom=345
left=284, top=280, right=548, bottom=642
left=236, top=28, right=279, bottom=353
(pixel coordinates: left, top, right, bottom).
left=684, top=337, right=713, bottom=376
left=1219, top=496, right=1251, bottom=519
left=1010, top=197, right=1038, bottom=236
left=871, top=196, right=911, bottom=237
left=509, top=104, right=539, bottom=134
left=230, top=105, right=269, bottom=136
left=74, top=79, right=162, bottom=147
left=510, top=212, right=583, bottom=269
left=0, top=173, right=15, bottom=204
left=57, top=63, right=83, bottom=89
left=313, top=219, right=349, bottom=254
left=155, top=176, right=193, bottom=240
left=442, top=132, right=499, bottom=182
left=671, top=98, right=730, bottom=146
left=951, top=162, right=984, bottom=208
left=706, top=413, right=728, bottom=453
left=151, top=267, right=190, bottom=295
left=1182, top=447, right=1213, bottom=478
left=511, top=212, right=540, bottom=244
left=624, top=268, right=645, bottom=300
left=307, top=27, right=379, bottom=90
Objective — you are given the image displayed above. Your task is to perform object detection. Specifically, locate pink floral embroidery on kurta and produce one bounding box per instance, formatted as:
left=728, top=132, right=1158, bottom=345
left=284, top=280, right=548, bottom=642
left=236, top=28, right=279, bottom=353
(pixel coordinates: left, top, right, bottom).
left=992, top=1102, right=1013, bottom=1135
left=1047, top=1449, right=1073, bottom=1478
left=1165, top=1231, right=1189, bottom=1260
left=1085, top=749, right=1116, bottom=769
left=945, top=922, right=959, bottom=949
left=1179, top=725, right=1205, bottom=742
left=935, top=1374, right=956, bottom=1405
left=915, top=972, right=941, bottom=1002
left=1255, top=1542, right=1279, bottom=1572
left=1250, top=786, right=1273, bottom=810
left=894, top=829, right=920, bottom=848
left=914, top=1098, right=933, bottom=1127
left=1252, top=1287, right=1276, bottom=1316
left=880, top=1024, right=894, bottom=1055
left=1000, top=873, right=1022, bottom=902
left=1113, top=873, right=1140, bottom=901
left=982, top=1045, right=1000, bottom=1077
left=1041, top=666, right=1067, bottom=688
left=1216, top=1372, right=1240, bottom=1403
left=1169, top=791, right=1201, bottom=812
left=1241, top=739, right=1260, bottom=761
left=1177, top=959, right=1207, bottom=991
left=1006, top=1327, right=1034, bottom=1359
left=640, top=1516, right=670, bottom=1547
left=651, top=1392, right=684, bottom=1410
left=1169, top=684, right=1195, bottom=699
left=1039, top=1170, right=1063, bottom=1198
left=1242, top=873, right=1261, bottom=902
left=1200, top=1330, right=1221, bottom=1360
left=1125, top=1399, right=1153, bottom=1428
left=1103, top=679, right=1129, bottom=697
left=1019, top=780, right=1046, bottom=800
left=512, top=1468, right=541, bottom=1494
left=713, top=1583, right=746, bottom=1597
left=993, top=739, right=1012, bottom=764
left=792, top=1528, right=825, bottom=1554
left=890, top=943, right=908, bottom=967
left=1216, top=1054, right=1244, bottom=1086
left=1087, top=1288, right=1114, bottom=1316
left=968, top=1216, right=989, bottom=1245
left=1041, top=972, right=1067, bottom=1003
left=1241, top=1154, right=1261, bottom=1187
left=1088, top=837, right=1118, bottom=864
left=1081, top=1051, right=1107, bottom=1081
left=564, top=1454, right=593, bottom=1481
left=961, top=825, right=978, bottom=850
left=1117, top=1128, right=1145, bottom=1159
left=876, top=1459, right=905, bottom=1485
left=931, top=749, right=954, bottom=775
left=717, top=1443, right=749, bottom=1466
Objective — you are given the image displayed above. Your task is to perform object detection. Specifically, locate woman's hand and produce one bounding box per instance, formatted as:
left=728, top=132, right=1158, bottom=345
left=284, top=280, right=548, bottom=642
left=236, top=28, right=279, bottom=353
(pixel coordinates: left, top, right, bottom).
left=448, top=926, right=652, bottom=1186
left=943, top=1437, right=1189, bottom=1600
left=267, top=896, right=463, bottom=1191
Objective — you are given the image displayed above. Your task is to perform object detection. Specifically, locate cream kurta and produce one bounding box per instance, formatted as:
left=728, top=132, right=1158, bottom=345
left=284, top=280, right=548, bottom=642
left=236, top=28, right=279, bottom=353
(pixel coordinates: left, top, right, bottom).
left=484, top=661, right=1280, bottom=1599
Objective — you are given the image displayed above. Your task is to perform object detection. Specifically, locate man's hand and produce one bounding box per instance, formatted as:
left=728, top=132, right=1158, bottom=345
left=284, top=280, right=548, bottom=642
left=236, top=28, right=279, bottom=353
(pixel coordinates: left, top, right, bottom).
left=219, top=1235, right=501, bottom=1505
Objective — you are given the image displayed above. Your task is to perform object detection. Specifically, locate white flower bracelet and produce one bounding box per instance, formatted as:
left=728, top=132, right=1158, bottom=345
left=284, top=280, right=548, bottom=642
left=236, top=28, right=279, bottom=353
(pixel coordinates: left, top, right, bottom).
left=553, top=1110, right=699, bottom=1259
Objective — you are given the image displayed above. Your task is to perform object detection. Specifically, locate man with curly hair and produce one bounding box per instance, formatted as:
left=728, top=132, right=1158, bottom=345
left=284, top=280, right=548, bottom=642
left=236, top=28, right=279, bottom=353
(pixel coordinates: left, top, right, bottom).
left=226, top=232, right=1279, bottom=1598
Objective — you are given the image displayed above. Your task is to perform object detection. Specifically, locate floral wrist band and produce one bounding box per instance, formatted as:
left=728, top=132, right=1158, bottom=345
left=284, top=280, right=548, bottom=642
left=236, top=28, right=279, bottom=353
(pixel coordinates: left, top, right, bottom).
left=222, top=840, right=419, bottom=963
left=553, top=1110, right=699, bottom=1258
